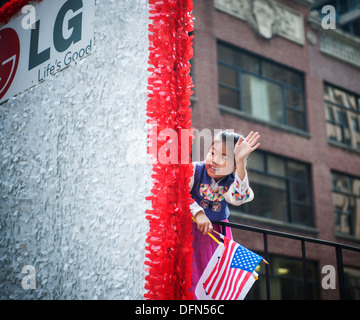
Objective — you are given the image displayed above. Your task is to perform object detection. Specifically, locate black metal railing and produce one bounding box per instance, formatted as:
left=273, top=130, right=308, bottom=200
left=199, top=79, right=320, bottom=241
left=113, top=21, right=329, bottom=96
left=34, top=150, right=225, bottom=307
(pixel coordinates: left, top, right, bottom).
left=214, top=220, right=360, bottom=300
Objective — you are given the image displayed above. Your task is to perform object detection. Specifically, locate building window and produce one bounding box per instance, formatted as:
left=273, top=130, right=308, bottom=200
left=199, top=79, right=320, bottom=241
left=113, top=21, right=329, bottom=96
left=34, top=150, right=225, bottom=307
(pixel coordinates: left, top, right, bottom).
left=325, top=83, right=360, bottom=150
left=231, top=151, right=313, bottom=227
left=345, top=266, right=360, bottom=300
left=217, top=42, right=306, bottom=131
left=246, top=255, right=319, bottom=300
left=332, top=171, right=360, bottom=238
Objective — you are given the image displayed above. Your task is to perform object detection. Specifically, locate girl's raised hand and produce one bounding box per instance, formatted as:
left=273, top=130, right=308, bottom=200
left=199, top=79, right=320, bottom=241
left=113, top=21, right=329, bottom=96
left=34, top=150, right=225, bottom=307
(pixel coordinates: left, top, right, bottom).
left=234, top=131, right=260, bottom=162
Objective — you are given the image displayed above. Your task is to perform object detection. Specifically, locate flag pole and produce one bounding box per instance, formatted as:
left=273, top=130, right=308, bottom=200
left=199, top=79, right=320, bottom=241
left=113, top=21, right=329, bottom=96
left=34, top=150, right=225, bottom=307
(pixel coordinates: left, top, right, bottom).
left=192, top=217, right=269, bottom=265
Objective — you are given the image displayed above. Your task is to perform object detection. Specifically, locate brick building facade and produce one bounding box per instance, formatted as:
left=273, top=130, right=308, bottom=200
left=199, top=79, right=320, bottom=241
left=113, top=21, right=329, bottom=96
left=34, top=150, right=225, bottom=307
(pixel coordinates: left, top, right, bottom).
left=191, top=0, right=360, bottom=299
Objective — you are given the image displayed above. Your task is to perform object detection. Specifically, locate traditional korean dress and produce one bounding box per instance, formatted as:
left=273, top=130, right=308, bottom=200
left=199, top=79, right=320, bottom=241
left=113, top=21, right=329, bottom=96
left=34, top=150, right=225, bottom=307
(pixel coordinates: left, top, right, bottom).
left=189, top=161, right=254, bottom=299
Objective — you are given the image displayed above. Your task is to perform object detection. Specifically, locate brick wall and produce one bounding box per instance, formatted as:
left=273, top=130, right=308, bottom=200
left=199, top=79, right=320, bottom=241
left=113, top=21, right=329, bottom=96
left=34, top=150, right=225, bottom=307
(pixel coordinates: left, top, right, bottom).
left=191, top=0, right=360, bottom=299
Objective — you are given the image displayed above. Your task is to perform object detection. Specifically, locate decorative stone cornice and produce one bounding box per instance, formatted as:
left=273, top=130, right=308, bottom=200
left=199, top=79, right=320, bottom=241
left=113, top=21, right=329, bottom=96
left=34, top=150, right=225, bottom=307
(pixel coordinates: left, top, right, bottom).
left=308, top=14, right=360, bottom=68
left=214, top=0, right=305, bottom=45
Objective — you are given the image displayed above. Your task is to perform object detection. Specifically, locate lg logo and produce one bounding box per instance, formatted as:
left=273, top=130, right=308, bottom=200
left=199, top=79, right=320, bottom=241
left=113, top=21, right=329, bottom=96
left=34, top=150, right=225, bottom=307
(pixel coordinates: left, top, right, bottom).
left=0, top=28, right=20, bottom=101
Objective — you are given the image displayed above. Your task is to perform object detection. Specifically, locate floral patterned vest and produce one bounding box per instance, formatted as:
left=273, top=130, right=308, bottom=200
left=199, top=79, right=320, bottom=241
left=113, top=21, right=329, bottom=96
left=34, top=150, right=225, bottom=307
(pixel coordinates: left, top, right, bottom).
left=190, top=161, right=235, bottom=221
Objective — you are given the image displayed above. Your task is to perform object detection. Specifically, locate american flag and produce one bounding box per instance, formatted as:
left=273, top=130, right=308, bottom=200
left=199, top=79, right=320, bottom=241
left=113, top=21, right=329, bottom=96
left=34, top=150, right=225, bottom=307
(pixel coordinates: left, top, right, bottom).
left=203, top=237, right=263, bottom=300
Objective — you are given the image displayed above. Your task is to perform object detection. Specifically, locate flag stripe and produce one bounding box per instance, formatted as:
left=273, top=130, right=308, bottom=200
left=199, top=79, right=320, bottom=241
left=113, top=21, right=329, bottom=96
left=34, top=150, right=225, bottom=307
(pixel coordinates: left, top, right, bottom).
left=222, top=269, right=236, bottom=300
left=224, top=269, right=243, bottom=300
left=214, top=240, right=237, bottom=299
left=203, top=256, right=220, bottom=295
left=234, top=272, right=252, bottom=300
left=219, top=267, right=235, bottom=300
left=204, top=237, right=232, bottom=295
left=220, top=259, right=244, bottom=301
left=229, top=270, right=246, bottom=300
left=211, top=241, right=237, bottom=299
left=203, top=252, right=220, bottom=294
left=206, top=238, right=235, bottom=299
left=203, top=243, right=224, bottom=292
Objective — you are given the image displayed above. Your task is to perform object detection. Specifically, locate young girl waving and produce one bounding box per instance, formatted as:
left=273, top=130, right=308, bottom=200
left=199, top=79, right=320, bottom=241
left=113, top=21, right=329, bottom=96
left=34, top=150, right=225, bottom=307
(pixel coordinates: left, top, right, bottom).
left=189, top=130, right=260, bottom=299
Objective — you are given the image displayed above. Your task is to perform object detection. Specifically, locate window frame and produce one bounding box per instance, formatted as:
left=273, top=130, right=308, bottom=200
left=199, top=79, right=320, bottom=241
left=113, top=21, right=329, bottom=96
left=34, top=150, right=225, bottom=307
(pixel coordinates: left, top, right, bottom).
left=217, top=41, right=307, bottom=132
left=331, top=170, right=360, bottom=238
left=324, top=82, right=360, bottom=151
left=230, top=150, right=314, bottom=228
left=246, top=254, right=320, bottom=300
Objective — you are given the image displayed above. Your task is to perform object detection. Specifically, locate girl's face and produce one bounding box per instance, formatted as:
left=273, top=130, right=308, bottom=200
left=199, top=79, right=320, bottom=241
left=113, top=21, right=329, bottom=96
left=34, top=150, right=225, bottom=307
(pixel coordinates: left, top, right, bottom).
left=205, top=141, right=235, bottom=181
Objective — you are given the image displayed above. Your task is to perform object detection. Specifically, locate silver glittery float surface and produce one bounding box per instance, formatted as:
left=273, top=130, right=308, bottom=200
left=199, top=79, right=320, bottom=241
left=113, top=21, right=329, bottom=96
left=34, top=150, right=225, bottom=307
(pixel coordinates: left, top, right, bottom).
left=0, top=0, right=151, bottom=299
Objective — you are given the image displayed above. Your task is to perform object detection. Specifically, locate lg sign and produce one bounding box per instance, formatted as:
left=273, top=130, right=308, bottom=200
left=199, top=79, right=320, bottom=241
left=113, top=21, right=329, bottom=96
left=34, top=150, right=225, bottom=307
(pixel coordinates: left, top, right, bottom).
left=0, top=0, right=94, bottom=103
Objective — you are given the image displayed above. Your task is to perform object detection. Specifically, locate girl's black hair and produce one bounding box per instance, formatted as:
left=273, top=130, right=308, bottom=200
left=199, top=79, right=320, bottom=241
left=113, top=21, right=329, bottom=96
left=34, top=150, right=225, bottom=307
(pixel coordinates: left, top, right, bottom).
left=213, top=130, right=247, bottom=166
left=214, top=130, right=243, bottom=149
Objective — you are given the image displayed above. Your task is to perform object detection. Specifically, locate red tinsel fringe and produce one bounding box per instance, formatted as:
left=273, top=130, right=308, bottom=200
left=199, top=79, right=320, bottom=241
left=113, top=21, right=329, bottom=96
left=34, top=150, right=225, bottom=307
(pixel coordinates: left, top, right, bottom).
left=145, top=0, right=194, bottom=300
left=0, top=0, right=43, bottom=25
